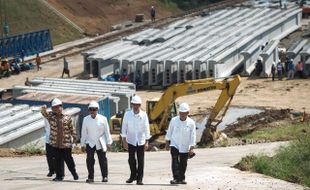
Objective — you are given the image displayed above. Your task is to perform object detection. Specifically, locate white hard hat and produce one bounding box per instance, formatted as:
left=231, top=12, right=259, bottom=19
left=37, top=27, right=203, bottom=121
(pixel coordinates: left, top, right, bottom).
left=179, top=103, right=190, bottom=112
left=51, top=98, right=62, bottom=107
left=88, top=101, right=99, bottom=109
left=131, top=95, right=142, bottom=104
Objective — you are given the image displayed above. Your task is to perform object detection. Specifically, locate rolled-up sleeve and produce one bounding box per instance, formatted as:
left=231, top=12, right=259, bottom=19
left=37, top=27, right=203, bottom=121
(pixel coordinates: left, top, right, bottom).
left=190, top=123, right=196, bottom=147
left=80, top=117, right=87, bottom=147
left=120, top=113, right=128, bottom=138
left=144, top=114, right=151, bottom=140
left=104, top=117, right=113, bottom=145
left=165, top=120, right=173, bottom=141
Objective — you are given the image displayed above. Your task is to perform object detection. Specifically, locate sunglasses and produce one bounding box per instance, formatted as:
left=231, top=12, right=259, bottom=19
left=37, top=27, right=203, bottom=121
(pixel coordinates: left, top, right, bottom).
left=88, top=108, right=97, bottom=111
left=53, top=105, right=62, bottom=108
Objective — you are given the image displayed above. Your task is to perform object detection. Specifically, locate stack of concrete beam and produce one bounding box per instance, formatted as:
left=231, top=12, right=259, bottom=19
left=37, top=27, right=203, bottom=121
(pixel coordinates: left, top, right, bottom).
left=12, top=77, right=135, bottom=115
left=0, top=103, right=80, bottom=148
left=82, top=7, right=302, bottom=86
left=299, top=43, right=310, bottom=76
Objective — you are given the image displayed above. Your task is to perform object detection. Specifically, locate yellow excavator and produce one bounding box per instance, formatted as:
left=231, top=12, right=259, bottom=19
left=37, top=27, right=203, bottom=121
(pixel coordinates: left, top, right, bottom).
left=110, top=75, right=241, bottom=144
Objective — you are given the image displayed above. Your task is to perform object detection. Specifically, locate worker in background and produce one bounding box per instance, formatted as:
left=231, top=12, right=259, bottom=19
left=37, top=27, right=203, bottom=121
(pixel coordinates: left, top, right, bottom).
left=165, top=103, right=196, bottom=185
left=150, top=6, right=156, bottom=22
left=271, top=63, right=276, bottom=81
left=277, top=60, right=283, bottom=80
left=35, top=53, right=42, bottom=71
left=297, top=61, right=303, bottom=78
left=287, top=59, right=295, bottom=80
left=41, top=98, right=79, bottom=181
left=121, top=95, right=150, bottom=185
left=120, top=69, right=129, bottom=82
left=81, top=101, right=113, bottom=183
left=43, top=116, right=65, bottom=178
left=61, top=57, right=70, bottom=78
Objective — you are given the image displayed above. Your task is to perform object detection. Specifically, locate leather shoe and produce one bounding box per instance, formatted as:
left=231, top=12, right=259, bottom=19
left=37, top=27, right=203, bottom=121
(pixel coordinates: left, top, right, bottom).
left=86, top=178, right=94, bottom=183
left=73, top=173, right=79, bottom=180
left=52, top=177, right=63, bottom=181
left=47, top=172, right=54, bottom=177
left=102, top=177, right=108, bottom=182
left=136, top=180, right=143, bottom=185
left=170, top=179, right=178, bottom=184
left=179, top=180, right=187, bottom=184
left=126, top=177, right=136, bottom=183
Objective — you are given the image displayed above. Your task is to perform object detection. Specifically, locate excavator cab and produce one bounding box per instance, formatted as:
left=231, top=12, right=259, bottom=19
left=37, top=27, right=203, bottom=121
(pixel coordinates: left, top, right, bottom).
left=146, top=98, right=177, bottom=135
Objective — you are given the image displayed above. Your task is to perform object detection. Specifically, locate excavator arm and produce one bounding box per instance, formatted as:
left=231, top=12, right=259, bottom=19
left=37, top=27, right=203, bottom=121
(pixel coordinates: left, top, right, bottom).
left=149, top=75, right=241, bottom=140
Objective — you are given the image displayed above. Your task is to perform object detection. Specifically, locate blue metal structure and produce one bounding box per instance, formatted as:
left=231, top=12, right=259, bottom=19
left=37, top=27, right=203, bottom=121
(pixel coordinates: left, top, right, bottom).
left=0, top=29, right=53, bottom=58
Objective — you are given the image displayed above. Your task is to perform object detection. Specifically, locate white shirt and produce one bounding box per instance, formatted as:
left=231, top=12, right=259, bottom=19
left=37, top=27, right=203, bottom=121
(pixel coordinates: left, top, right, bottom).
left=165, top=116, right=196, bottom=153
left=81, top=114, right=113, bottom=151
left=44, top=118, right=50, bottom=144
left=121, top=109, right=151, bottom=146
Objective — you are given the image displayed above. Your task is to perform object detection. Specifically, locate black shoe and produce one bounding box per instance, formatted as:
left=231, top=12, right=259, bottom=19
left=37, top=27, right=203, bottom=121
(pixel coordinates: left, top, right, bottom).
left=126, top=177, right=136, bottom=183
left=86, top=178, right=94, bottom=183
left=179, top=180, right=187, bottom=184
left=52, top=177, right=63, bottom=181
left=47, top=172, right=54, bottom=177
left=102, top=177, right=108, bottom=182
left=170, top=179, right=178, bottom=184
left=136, top=180, right=144, bottom=185
left=73, top=173, right=79, bottom=180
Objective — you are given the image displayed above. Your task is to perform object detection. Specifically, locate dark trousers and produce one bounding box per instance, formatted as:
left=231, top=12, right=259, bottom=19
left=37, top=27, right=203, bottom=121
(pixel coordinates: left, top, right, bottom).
left=128, top=144, right=145, bottom=181
left=271, top=72, right=275, bottom=81
left=46, top=143, right=65, bottom=176
left=170, top=147, right=188, bottom=181
left=86, top=144, right=108, bottom=179
left=52, top=147, right=77, bottom=179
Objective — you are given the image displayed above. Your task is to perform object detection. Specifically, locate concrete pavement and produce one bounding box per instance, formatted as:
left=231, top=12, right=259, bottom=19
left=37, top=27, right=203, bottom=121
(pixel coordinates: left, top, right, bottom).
left=0, top=141, right=307, bottom=190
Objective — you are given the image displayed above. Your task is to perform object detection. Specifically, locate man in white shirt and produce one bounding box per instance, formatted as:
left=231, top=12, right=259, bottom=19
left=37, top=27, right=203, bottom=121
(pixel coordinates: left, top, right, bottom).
left=165, top=103, right=196, bottom=185
left=121, top=95, right=151, bottom=185
left=81, top=101, right=113, bottom=183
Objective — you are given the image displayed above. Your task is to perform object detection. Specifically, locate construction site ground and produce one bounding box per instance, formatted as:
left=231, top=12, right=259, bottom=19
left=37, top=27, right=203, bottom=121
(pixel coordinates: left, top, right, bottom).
left=1, top=141, right=308, bottom=190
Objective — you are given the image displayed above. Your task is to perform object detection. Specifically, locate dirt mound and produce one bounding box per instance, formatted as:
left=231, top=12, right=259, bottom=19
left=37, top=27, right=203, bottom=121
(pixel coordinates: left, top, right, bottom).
left=47, top=0, right=177, bottom=35
left=223, top=109, right=292, bottom=137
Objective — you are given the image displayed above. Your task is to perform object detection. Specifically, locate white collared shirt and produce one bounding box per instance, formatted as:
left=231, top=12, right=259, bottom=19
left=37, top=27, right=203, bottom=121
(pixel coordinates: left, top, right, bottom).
left=121, top=109, right=151, bottom=146
left=165, top=116, right=196, bottom=153
left=81, top=114, right=113, bottom=151
left=43, top=118, right=50, bottom=144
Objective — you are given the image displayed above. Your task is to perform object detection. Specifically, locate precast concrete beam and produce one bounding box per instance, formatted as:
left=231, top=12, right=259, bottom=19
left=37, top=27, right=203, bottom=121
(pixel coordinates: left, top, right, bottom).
left=177, top=61, right=186, bottom=83
left=287, top=39, right=308, bottom=59
left=260, top=40, right=280, bottom=77
left=241, top=40, right=263, bottom=76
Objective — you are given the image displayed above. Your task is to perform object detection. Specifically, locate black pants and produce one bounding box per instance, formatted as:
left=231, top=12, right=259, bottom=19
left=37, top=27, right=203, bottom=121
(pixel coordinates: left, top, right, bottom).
left=170, top=147, right=188, bottom=181
left=46, top=143, right=65, bottom=176
left=52, top=147, right=77, bottom=179
left=128, top=144, right=145, bottom=181
left=86, top=144, right=108, bottom=179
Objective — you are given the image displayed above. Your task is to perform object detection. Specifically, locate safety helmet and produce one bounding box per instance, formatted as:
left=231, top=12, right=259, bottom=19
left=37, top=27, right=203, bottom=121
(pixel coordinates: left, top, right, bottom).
left=51, top=98, right=62, bottom=107
left=131, top=95, right=142, bottom=104
left=179, top=103, right=190, bottom=112
left=88, top=101, right=99, bottom=109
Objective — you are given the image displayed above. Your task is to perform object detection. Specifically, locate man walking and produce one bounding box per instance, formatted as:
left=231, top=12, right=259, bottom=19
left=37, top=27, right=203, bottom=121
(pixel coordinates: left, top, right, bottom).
left=165, top=103, right=196, bottom=185
left=41, top=98, right=79, bottom=181
left=61, top=57, right=70, bottom=78
left=150, top=6, right=156, bottom=22
left=81, top=101, right=113, bottom=183
left=121, top=95, right=150, bottom=185
left=287, top=59, right=295, bottom=80
left=43, top=117, right=64, bottom=178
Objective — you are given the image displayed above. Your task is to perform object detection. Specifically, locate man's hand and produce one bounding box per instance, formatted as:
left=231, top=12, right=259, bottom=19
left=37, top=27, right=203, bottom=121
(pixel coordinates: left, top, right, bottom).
left=41, top=105, right=47, bottom=112
left=122, top=138, right=128, bottom=150
left=165, top=142, right=170, bottom=151
left=81, top=146, right=86, bottom=152
left=144, top=141, right=149, bottom=151
left=107, top=144, right=112, bottom=151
